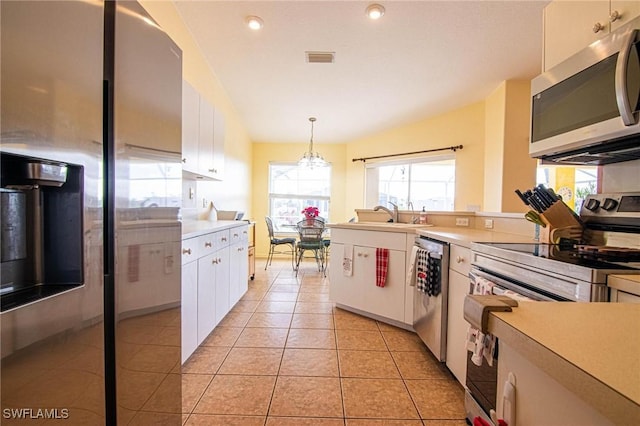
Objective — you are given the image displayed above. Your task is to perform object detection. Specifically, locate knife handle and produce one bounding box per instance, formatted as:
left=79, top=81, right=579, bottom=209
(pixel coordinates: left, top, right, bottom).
left=515, top=189, right=529, bottom=206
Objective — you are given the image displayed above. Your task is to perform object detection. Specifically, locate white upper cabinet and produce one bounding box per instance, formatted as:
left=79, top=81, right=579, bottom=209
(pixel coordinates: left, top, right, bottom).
left=212, top=107, right=226, bottom=180
left=543, top=1, right=640, bottom=71
left=181, top=80, right=199, bottom=174
left=198, top=96, right=215, bottom=177
left=181, top=79, right=225, bottom=180
left=610, top=0, right=640, bottom=30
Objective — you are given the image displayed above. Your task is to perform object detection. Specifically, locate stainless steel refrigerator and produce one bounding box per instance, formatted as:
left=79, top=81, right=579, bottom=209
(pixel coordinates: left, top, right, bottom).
left=1, top=1, right=182, bottom=423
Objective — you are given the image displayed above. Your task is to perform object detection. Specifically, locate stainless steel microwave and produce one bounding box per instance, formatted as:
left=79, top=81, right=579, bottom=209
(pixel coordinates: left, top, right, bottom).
left=530, top=16, right=640, bottom=165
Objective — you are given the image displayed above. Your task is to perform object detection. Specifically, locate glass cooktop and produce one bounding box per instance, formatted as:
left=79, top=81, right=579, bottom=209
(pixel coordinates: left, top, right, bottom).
left=473, top=242, right=640, bottom=270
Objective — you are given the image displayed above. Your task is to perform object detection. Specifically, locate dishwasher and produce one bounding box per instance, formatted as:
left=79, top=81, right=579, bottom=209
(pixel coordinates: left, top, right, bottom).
left=412, top=236, right=449, bottom=362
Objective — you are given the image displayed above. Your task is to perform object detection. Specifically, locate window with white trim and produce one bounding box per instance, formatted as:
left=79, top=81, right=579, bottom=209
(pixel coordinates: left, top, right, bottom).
left=268, top=163, right=331, bottom=232
left=365, top=156, right=455, bottom=211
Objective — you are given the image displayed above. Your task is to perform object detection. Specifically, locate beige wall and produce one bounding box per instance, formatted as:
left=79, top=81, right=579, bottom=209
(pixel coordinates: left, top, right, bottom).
left=252, top=143, right=347, bottom=257
left=141, top=1, right=253, bottom=220
left=484, top=80, right=537, bottom=213
left=345, top=101, right=486, bottom=216
left=484, top=82, right=507, bottom=212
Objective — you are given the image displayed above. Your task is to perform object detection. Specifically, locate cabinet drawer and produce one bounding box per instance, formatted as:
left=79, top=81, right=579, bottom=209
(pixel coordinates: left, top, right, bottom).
left=450, top=244, right=471, bottom=276
left=215, top=229, right=230, bottom=248
left=198, top=233, right=216, bottom=256
left=331, top=228, right=407, bottom=251
left=181, top=237, right=199, bottom=265
left=230, top=225, right=249, bottom=244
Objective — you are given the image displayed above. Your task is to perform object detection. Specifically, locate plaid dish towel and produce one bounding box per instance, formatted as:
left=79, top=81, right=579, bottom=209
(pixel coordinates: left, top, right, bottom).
left=415, top=248, right=429, bottom=293
left=375, top=248, right=389, bottom=287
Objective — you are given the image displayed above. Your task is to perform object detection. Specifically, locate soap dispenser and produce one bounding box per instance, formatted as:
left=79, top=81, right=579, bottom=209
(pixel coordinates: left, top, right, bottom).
left=419, top=207, right=428, bottom=224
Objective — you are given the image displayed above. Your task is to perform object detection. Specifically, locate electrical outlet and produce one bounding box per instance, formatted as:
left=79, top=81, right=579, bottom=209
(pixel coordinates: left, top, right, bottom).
left=455, top=217, right=469, bottom=227
left=485, top=219, right=494, bottom=229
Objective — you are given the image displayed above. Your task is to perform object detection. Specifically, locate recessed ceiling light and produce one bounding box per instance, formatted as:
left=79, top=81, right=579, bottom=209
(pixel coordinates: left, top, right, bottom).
left=246, top=15, right=264, bottom=30
left=366, top=4, right=385, bottom=20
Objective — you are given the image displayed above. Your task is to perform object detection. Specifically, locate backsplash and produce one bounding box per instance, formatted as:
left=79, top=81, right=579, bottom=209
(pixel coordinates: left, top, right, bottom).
left=601, top=159, right=640, bottom=192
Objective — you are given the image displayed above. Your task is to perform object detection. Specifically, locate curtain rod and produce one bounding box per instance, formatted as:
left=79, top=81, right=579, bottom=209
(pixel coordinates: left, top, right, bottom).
left=351, top=144, right=463, bottom=163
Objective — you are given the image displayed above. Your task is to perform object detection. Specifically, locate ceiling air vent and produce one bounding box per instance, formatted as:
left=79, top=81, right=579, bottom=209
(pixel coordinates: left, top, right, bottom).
left=306, top=51, right=335, bottom=64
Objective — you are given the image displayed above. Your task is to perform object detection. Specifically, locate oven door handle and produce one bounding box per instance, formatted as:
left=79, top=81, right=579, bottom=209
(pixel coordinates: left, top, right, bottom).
left=470, top=267, right=559, bottom=301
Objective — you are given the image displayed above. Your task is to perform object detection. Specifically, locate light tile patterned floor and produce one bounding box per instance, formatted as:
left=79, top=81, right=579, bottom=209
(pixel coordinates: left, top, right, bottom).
left=182, top=259, right=467, bottom=425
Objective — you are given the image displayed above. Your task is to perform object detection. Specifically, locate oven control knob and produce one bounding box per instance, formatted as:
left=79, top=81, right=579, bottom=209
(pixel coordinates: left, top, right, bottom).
left=584, top=198, right=600, bottom=211
left=601, top=198, right=618, bottom=211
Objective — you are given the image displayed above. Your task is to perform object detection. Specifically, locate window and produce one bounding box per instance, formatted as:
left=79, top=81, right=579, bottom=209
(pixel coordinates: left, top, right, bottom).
left=269, top=163, right=331, bottom=232
left=365, top=156, right=455, bottom=211
left=536, top=165, right=598, bottom=213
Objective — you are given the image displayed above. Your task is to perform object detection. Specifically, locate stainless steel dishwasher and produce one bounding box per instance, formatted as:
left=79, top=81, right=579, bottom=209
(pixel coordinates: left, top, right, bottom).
left=413, top=236, right=449, bottom=361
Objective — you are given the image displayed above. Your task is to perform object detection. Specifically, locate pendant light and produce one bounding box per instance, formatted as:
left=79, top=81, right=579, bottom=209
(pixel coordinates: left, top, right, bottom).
left=298, top=117, right=327, bottom=168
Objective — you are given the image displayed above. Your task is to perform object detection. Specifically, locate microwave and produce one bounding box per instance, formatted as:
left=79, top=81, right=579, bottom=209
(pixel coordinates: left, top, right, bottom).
left=530, top=16, right=640, bottom=165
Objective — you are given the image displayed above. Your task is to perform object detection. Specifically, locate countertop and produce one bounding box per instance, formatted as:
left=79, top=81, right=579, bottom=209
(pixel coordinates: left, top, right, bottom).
left=417, top=226, right=535, bottom=248
left=608, top=274, right=640, bottom=296
left=182, top=220, right=248, bottom=239
left=489, top=302, right=640, bottom=425
left=330, top=223, right=535, bottom=247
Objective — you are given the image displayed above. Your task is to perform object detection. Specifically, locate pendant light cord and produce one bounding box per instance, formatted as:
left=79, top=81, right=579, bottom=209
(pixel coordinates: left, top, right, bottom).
left=308, top=117, right=316, bottom=152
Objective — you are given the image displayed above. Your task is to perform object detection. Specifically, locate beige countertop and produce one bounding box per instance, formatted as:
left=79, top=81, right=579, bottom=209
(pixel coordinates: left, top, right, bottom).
left=417, top=226, right=535, bottom=248
left=608, top=274, right=640, bottom=297
left=330, top=223, right=535, bottom=247
left=182, top=220, right=247, bottom=239
left=489, top=302, right=640, bottom=424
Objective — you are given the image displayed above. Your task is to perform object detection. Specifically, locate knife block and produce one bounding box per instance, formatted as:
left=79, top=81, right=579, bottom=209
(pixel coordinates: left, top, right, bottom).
left=539, top=201, right=583, bottom=243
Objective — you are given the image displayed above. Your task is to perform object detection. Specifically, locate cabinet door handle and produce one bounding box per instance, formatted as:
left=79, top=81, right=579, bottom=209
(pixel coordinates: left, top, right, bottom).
left=233, top=233, right=239, bottom=237
left=208, top=168, right=216, bottom=173
left=243, top=231, right=247, bottom=234
left=212, top=258, right=218, bottom=264
left=181, top=158, right=187, bottom=163
left=363, top=253, right=369, bottom=258
left=456, top=256, right=465, bottom=263
left=218, top=258, right=222, bottom=263
left=593, top=22, right=605, bottom=33
left=221, top=237, right=227, bottom=242
left=182, top=248, right=192, bottom=255
left=204, top=242, right=212, bottom=248
left=609, top=10, right=621, bottom=23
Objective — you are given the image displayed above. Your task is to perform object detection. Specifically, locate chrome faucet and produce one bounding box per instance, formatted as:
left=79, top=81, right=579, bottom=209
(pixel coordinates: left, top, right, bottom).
left=407, top=201, right=418, bottom=223
left=373, top=202, right=399, bottom=223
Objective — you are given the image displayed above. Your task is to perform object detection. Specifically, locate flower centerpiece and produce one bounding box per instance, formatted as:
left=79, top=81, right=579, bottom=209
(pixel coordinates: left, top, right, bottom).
left=301, top=206, right=320, bottom=224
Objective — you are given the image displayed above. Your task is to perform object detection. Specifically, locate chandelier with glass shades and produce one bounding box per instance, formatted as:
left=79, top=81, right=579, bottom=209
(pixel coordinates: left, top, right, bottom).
left=298, top=117, right=327, bottom=168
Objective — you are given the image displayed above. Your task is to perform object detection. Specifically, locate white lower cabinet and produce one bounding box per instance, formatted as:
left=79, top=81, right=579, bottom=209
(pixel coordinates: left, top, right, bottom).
left=446, top=268, right=470, bottom=385
left=230, top=241, right=249, bottom=306
left=497, top=340, right=614, bottom=425
left=329, top=229, right=408, bottom=324
left=182, top=223, right=248, bottom=362
left=446, top=244, right=472, bottom=385
left=197, top=252, right=218, bottom=345
left=181, top=259, right=198, bottom=363
left=214, top=248, right=230, bottom=325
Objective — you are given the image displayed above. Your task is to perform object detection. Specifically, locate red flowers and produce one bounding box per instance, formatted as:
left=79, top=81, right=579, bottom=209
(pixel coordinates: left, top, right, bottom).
left=301, top=206, right=319, bottom=218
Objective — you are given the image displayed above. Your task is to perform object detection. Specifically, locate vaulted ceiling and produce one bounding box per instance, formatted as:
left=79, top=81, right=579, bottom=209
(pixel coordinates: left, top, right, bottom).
left=175, top=1, right=549, bottom=144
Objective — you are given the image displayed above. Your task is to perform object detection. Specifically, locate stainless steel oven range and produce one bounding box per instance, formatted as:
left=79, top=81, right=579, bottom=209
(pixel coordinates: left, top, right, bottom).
left=465, top=191, right=640, bottom=423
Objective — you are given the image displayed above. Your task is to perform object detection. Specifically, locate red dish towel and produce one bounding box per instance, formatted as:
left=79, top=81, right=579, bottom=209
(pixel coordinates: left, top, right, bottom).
left=376, top=248, right=389, bottom=287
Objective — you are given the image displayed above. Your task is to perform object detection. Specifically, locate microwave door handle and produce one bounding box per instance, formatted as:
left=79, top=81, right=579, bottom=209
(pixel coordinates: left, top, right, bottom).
left=615, top=28, right=639, bottom=126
